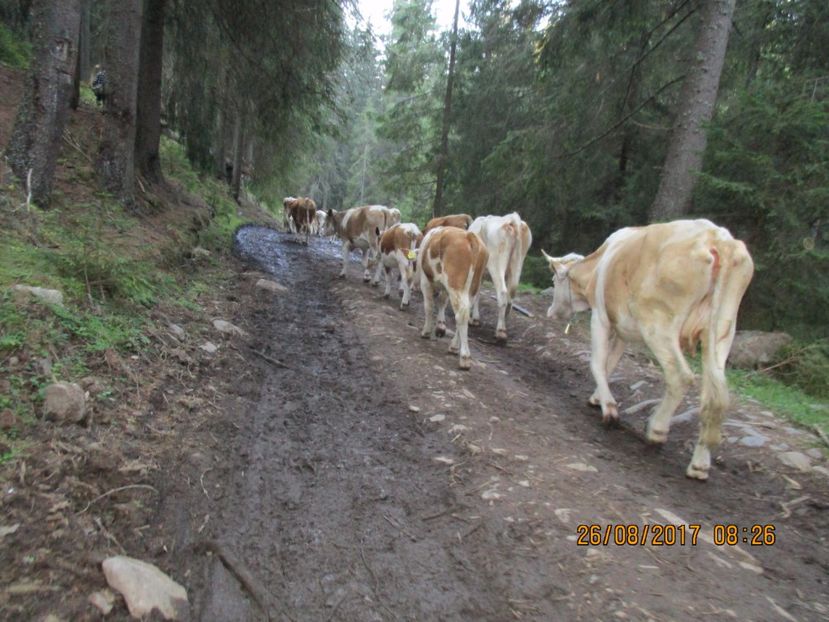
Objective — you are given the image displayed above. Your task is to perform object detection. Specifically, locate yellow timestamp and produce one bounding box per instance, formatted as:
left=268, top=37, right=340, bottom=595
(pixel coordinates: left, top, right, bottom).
left=575, top=523, right=777, bottom=546
left=576, top=523, right=701, bottom=546
left=712, top=524, right=776, bottom=546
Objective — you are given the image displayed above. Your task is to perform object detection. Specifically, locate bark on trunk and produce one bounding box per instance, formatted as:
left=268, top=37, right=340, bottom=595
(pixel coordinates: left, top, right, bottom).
left=649, top=0, right=737, bottom=222
left=135, top=0, right=166, bottom=184
left=96, top=0, right=143, bottom=205
left=230, top=112, right=245, bottom=202
left=79, top=0, right=90, bottom=79
left=5, top=0, right=81, bottom=208
left=431, top=0, right=460, bottom=218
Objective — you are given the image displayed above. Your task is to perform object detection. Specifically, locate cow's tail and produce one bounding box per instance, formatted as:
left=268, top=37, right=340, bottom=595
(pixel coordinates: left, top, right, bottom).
left=699, top=239, right=754, bottom=447
left=502, top=215, right=522, bottom=296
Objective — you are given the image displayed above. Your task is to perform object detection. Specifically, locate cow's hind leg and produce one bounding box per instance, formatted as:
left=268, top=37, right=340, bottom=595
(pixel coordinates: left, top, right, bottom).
left=470, top=292, right=481, bottom=327
left=382, top=265, right=392, bottom=299
left=435, top=289, right=449, bottom=338
left=449, top=291, right=472, bottom=369
left=362, top=250, right=373, bottom=283
left=420, top=276, right=436, bottom=339
left=641, top=323, right=694, bottom=445
left=491, top=269, right=509, bottom=342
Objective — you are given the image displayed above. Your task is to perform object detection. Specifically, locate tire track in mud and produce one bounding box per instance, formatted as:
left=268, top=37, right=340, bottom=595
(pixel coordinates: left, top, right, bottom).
left=185, top=227, right=827, bottom=622
left=198, top=227, right=513, bottom=621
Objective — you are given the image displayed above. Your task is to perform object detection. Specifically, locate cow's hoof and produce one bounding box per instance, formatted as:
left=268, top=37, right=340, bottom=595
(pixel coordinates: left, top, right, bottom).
left=399, top=302, right=408, bottom=311
left=601, top=405, right=619, bottom=426
left=448, top=343, right=459, bottom=354
left=371, top=281, right=379, bottom=288
left=420, top=330, right=431, bottom=339
left=338, top=273, right=346, bottom=279
left=646, top=426, right=669, bottom=444
left=495, top=330, right=507, bottom=343
left=458, top=356, right=472, bottom=370
left=435, top=325, right=446, bottom=338
left=686, top=464, right=710, bottom=481
left=470, top=318, right=481, bottom=327
left=383, top=292, right=390, bottom=299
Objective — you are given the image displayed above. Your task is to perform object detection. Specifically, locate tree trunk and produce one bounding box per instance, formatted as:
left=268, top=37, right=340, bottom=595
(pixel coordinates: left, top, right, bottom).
left=649, top=0, right=737, bottom=222
left=230, top=112, right=245, bottom=202
left=431, top=0, right=460, bottom=218
left=5, top=0, right=81, bottom=208
left=96, top=0, right=143, bottom=205
left=79, top=0, right=91, bottom=80
left=135, top=0, right=166, bottom=184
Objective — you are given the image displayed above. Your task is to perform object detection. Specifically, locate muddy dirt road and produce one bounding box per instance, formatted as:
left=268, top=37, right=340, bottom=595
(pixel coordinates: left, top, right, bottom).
left=159, top=227, right=828, bottom=622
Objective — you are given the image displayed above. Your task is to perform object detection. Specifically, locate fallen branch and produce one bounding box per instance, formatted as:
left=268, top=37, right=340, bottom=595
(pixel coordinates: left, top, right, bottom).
left=249, top=348, right=292, bottom=369
left=487, top=295, right=534, bottom=317
left=812, top=425, right=829, bottom=449
left=196, top=540, right=280, bottom=622
left=77, top=484, right=158, bottom=515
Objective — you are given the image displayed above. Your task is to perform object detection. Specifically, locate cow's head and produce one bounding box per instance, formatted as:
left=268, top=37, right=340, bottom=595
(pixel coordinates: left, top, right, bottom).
left=542, top=250, right=588, bottom=320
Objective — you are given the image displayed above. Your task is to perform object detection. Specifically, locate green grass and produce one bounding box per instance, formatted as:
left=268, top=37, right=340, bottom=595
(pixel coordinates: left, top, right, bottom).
left=728, top=368, right=829, bottom=436
left=0, top=22, right=30, bottom=69
left=160, top=136, right=243, bottom=254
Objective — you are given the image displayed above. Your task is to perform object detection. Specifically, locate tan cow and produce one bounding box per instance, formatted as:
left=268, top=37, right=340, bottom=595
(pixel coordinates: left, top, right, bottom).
left=469, top=212, right=532, bottom=342
left=543, top=219, right=754, bottom=480
left=418, top=227, right=489, bottom=370
left=374, top=223, right=423, bottom=309
left=423, top=213, right=473, bottom=234
left=285, top=197, right=317, bottom=244
left=326, top=205, right=390, bottom=281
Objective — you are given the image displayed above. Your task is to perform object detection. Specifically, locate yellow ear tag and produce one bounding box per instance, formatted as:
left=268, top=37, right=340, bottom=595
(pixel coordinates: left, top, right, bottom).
left=406, top=250, right=416, bottom=260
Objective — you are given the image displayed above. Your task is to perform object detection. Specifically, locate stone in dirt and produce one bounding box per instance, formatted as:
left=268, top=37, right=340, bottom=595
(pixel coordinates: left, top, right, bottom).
left=728, top=331, right=792, bottom=369
left=102, top=556, right=189, bottom=620
left=199, top=342, right=219, bottom=354
left=255, top=278, right=288, bottom=293
left=168, top=323, right=186, bottom=340
left=89, top=589, right=116, bottom=615
left=80, top=376, right=106, bottom=396
left=11, top=284, right=64, bottom=306
left=738, top=434, right=769, bottom=448
left=43, top=382, right=86, bottom=423
left=212, top=319, right=248, bottom=337
left=778, top=451, right=812, bottom=472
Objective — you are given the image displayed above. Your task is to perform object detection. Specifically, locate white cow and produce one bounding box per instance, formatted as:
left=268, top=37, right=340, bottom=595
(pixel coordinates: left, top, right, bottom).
left=469, top=212, right=532, bottom=342
left=543, top=219, right=754, bottom=480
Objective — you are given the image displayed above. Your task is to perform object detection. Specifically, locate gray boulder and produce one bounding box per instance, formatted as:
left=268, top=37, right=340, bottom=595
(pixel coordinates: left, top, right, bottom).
left=102, top=556, right=189, bottom=620
left=11, top=284, right=64, bottom=306
left=728, top=331, right=792, bottom=369
left=43, top=382, right=86, bottom=423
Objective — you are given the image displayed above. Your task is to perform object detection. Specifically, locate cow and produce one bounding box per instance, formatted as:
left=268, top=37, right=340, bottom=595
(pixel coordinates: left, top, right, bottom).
left=423, top=213, right=473, bottom=234
left=315, top=210, right=327, bottom=236
left=417, top=227, right=489, bottom=370
left=282, top=197, right=297, bottom=232
left=284, top=197, right=316, bottom=244
left=542, top=219, right=754, bottom=480
left=373, top=223, right=423, bottom=309
left=387, top=207, right=402, bottom=228
left=325, top=205, right=390, bottom=281
left=468, top=213, right=532, bottom=342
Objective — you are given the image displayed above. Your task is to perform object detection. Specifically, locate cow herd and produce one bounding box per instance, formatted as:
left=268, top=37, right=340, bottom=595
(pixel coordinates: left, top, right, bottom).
left=282, top=199, right=755, bottom=481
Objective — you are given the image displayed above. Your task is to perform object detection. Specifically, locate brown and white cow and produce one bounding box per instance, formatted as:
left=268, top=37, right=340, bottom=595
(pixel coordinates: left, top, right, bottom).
left=469, top=212, right=532, bottom=342
left=418, top=227, right=489, bottom=370
left=374, top=223, right=423, bottom=309
left=284, top=197, right=317, bottom=244
left=325, top=205, right=390, bottom=281
left=282, top=196, right=297, bottom=232
left=543, top=219, right=754, bottom=480
left=423, top=213, right=473, bottom=234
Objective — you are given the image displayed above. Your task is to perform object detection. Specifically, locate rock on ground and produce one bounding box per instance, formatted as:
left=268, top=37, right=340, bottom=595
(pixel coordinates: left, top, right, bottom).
left=728, top=331, right=792, bottom=369
left=102, top=556, right=189, bottom=620
left=11, top=284, right=64, bottom=306
left=43, top=382, right=86, bottom=423
left=255, top=278, right=288, bottom=293
left=212, top=319, right=248, bottom=337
